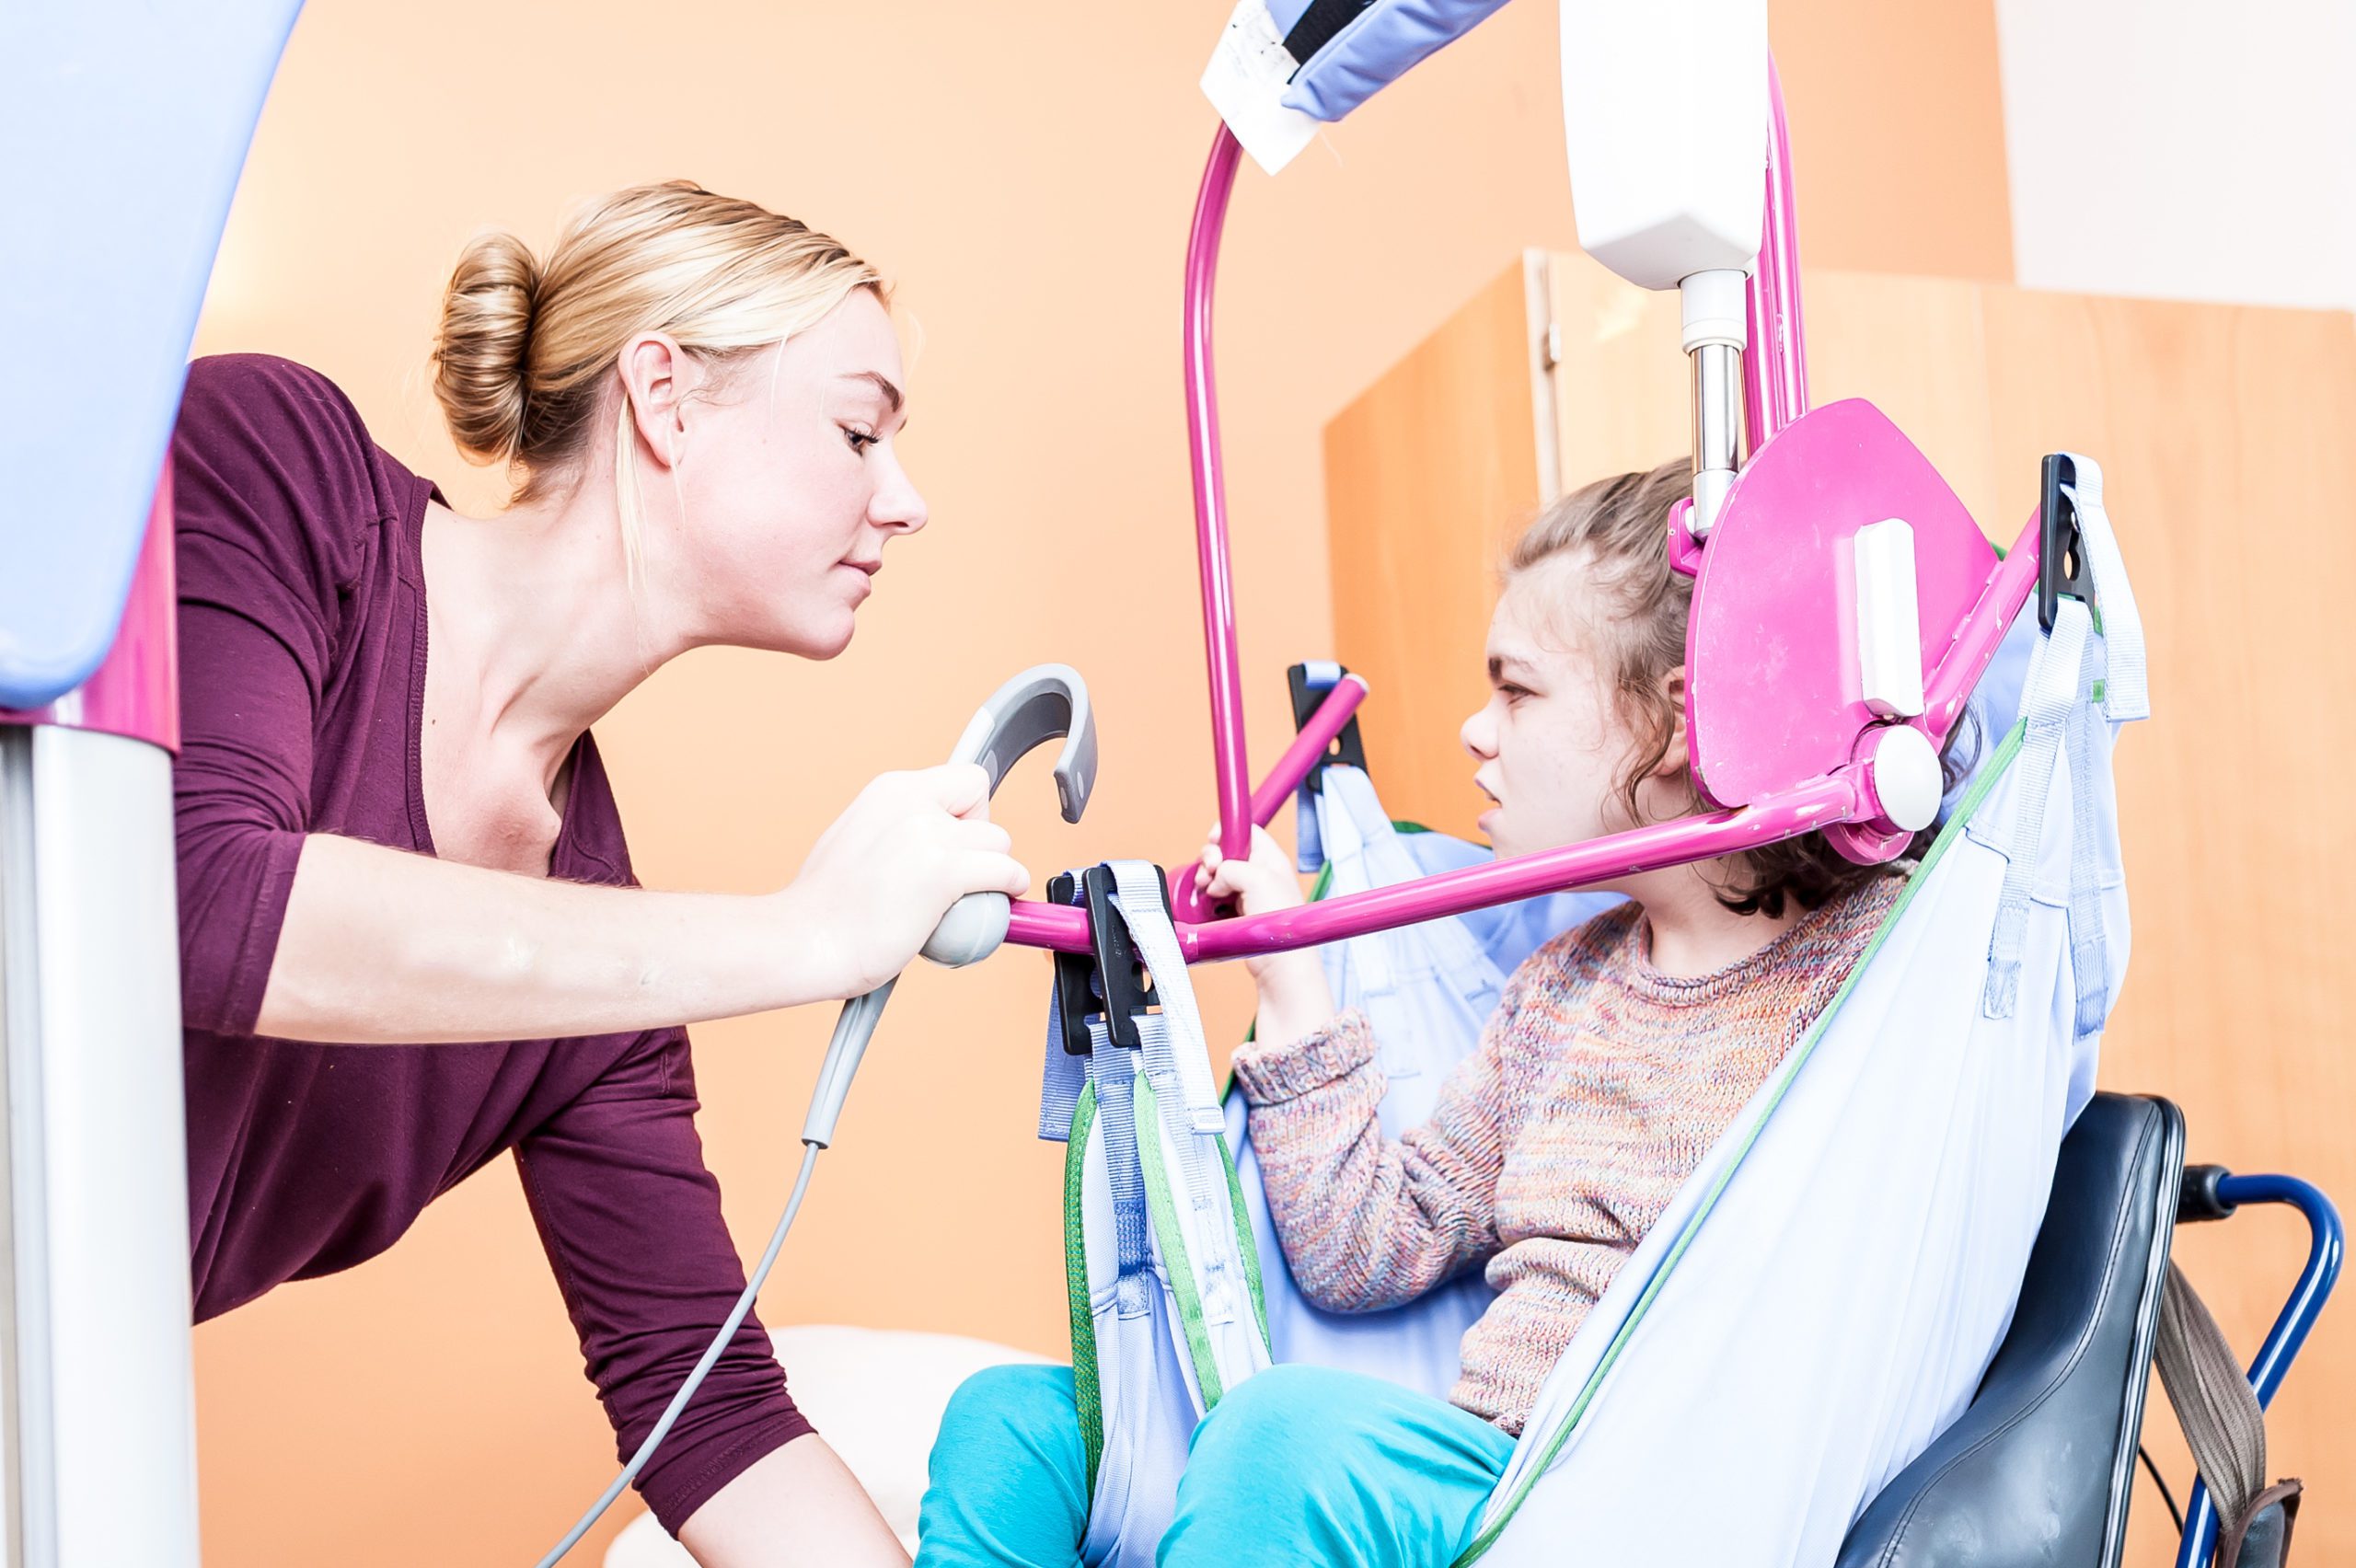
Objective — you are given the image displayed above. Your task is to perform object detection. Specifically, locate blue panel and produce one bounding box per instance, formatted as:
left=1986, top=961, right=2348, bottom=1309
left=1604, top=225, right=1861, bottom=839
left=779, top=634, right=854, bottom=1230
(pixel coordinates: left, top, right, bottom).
left=0, top=1, right=306, bottom=709
left=1276, top=0, right=1518, bottom=123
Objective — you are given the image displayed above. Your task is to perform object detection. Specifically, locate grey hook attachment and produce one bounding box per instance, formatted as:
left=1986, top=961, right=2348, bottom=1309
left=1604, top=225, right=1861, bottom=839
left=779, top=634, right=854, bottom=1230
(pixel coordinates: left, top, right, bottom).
left=920, top=663, right=1095, bottom=967
left=802, top=664, right=1093, bottom=1147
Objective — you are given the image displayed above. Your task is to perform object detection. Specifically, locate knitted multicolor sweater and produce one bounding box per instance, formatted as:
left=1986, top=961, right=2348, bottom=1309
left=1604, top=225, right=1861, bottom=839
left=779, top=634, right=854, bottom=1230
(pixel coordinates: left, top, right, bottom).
left=1230, top=876, right=1903, bottom=1434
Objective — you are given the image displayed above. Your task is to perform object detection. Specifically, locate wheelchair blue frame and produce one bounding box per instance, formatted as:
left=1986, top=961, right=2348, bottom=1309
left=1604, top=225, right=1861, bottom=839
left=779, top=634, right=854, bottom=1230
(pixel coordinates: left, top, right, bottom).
left=2176, top=1173, right=2344, bottom=1568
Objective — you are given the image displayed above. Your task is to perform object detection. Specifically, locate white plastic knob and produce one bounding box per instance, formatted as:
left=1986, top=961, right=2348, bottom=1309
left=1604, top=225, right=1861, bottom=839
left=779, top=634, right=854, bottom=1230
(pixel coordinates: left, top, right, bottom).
left=1866, top=724, right=1943, bottom=834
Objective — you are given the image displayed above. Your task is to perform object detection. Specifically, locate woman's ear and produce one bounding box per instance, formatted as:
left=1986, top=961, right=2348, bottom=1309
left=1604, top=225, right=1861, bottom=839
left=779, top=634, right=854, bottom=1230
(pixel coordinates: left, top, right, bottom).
left=617, top=332, right=698, bottom=473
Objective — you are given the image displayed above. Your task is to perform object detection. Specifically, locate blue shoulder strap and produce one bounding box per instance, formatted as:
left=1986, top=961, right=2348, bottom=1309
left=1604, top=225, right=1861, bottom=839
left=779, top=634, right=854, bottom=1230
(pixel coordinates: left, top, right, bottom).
left=1268, top=0, right=1517, bottom=122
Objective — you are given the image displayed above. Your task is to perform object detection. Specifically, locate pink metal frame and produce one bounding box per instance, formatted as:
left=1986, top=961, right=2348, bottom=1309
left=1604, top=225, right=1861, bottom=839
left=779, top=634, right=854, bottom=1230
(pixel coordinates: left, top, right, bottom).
left=1185, top=129, right=1254, bottom=898
left=1003, top=58, right=2041, bottom=964
left=0, top=473, right=181, bottom=754
left=1744, top=55, right=1807, bottom=449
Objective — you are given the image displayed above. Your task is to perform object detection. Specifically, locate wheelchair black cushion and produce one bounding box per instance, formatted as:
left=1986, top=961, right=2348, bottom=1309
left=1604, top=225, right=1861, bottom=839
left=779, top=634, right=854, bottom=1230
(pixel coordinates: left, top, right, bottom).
left=1836, top=1093, right=2185, bottom=1568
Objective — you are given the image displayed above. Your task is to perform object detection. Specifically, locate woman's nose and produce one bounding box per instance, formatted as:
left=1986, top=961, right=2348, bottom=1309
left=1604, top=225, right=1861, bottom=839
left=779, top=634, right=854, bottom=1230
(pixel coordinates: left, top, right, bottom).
left=870, top=451, right=929, bottom=535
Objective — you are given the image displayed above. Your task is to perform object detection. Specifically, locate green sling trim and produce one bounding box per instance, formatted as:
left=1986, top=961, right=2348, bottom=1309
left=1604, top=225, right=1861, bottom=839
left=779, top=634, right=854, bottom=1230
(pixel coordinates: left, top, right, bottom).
left=1064, top=1084, right=1105, bottom=1498
left=1134, top=1075, right=1232, bottom=1408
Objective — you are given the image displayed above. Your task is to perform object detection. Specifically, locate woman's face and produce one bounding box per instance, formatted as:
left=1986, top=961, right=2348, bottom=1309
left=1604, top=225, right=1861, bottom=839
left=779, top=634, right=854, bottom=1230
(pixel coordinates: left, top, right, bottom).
left=653, top=289, right=926, bottom=659
left=1458, top=554, right=1688, bottom=862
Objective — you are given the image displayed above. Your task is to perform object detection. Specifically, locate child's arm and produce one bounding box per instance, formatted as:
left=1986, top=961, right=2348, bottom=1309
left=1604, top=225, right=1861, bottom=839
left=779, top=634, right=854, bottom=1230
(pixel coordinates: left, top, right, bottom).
left=1203, top=830, right=1520, bottom=1314
left=1194, top=826, right=1338, bottom=1055
left=1235, top=1006, right=1519, bottom=1314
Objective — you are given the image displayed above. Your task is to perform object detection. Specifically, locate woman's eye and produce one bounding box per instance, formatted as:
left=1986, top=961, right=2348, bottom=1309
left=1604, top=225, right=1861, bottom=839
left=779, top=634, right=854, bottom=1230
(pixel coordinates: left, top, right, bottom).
left=1498, top=684, right=1532, bottom=703
left=843, top=427, right=878, bottom=454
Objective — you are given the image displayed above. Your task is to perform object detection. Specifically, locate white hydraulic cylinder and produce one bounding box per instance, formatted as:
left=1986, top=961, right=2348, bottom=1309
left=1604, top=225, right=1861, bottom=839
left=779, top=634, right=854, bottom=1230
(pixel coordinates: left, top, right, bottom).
left=1557, top=0, right=1768, bottom=290
left=1560, top=0, right=1767, bottom=536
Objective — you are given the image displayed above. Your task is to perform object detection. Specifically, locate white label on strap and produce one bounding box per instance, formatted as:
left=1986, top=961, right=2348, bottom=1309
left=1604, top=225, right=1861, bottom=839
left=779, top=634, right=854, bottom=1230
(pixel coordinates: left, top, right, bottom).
left=1200, top=0, right=1319, bottom=175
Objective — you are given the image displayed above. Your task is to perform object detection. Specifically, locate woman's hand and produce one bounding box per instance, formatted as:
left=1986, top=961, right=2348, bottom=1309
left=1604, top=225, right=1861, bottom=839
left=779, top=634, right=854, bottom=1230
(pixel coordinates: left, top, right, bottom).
left=1195, top=827, right=1333, bottom=1034
left=780, top=763, right=1032, bottom=998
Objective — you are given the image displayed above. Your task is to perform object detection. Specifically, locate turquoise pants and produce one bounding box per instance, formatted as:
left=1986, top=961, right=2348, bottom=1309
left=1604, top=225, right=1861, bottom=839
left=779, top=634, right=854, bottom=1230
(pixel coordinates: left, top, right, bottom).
left=914, top=1362, right=1517, bottom=1568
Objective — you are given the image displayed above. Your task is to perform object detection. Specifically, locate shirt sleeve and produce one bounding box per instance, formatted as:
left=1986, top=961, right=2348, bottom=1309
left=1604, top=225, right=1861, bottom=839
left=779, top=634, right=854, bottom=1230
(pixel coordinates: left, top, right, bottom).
left=170, top=356, right=360, bottom=1035
left=1230, top=974, right=1535, bottom=1313
left=514, top=1027, right=814, bottom=1535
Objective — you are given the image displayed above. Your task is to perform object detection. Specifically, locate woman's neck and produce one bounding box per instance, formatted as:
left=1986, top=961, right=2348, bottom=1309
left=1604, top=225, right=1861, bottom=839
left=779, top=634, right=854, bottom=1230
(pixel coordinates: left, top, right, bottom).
left=420, top=479, right=687, bottom=791
left=1618, top=857, right=1802, bottom=978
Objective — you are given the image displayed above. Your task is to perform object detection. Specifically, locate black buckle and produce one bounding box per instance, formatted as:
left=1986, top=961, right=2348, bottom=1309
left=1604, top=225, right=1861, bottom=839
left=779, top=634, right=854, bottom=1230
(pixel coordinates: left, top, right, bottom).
left=2038, top=454, right=2094, bottom=634
left=1288, top=663, right=1368, bottom=794
left=1048, top=872, right=1097, bottom=1055
left=1050, top=865, right=1173, bottom=1055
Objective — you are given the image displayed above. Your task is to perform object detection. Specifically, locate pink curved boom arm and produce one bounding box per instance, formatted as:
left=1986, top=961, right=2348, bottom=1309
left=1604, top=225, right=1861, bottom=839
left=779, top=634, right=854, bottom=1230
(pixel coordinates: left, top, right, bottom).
left=1180, top=126, right=1253, bottom=910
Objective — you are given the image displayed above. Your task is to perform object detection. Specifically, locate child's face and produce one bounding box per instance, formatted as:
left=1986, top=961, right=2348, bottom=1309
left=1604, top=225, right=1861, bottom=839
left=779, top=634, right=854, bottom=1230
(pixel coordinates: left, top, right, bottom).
left=1460, top=554, right=1684, bottom=861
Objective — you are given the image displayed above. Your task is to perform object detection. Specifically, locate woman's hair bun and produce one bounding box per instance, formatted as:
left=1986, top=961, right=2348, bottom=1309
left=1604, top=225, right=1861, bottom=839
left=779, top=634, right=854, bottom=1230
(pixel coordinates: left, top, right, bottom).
left=432, top=229, right=541, bottom=464
left=427, top=183, right=882, bottom=492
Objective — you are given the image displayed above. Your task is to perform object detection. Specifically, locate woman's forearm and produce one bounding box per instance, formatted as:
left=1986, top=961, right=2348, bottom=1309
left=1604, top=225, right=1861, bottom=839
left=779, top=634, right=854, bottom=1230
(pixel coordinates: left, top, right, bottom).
left=256, top=834, right=840, bottom=1043
left=253, top=764, right=1027, bottom=1045
left=677, top=1435, right=908, bottom=1568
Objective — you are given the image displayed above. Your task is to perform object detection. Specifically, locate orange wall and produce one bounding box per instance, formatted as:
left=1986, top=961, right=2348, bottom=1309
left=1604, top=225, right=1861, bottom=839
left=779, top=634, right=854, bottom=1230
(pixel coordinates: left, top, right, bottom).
left=188, top=3, right=2010, bottom=1562
left=1773, top=0, right=2015, bottom=281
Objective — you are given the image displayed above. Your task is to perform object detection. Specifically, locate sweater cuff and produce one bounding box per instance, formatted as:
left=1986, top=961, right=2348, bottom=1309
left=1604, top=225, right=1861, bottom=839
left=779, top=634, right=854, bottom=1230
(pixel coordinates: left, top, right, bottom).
left=215, top=828, right=305, bottom=1038
left=1231, top=1009, right=1378, bottom=1105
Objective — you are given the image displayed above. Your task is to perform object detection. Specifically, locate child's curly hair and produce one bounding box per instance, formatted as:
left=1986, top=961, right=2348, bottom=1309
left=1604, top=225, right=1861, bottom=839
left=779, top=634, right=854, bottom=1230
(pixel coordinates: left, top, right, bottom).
left=1507, top=460, right=1970, bottom=918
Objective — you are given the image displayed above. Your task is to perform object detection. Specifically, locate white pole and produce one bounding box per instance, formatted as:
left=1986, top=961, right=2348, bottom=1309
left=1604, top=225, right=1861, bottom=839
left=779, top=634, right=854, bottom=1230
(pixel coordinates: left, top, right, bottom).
left=0, top=724, right=201, bottom=1567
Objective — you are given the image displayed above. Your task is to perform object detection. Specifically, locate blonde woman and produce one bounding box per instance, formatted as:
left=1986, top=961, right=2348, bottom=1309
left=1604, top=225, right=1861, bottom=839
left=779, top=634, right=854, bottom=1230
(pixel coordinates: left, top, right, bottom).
left=174, top=182, right=1012, bottom=1565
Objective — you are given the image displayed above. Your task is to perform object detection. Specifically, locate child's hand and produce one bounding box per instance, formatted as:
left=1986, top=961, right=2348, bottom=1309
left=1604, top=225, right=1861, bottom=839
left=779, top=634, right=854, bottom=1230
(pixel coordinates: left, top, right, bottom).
left=1194, top=825, right=1306, bottom=918
left=1195, top=826, right=1330, bottom=1023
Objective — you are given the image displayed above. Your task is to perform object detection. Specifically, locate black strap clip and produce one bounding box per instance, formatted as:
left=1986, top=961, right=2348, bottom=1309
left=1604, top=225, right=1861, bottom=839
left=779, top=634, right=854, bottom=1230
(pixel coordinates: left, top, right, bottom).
left=1049, top=865, right=1172, bottom=1055
left=2038, top=454, right=2095, bottom=633
left=1288, top=663, right=1368, bottom=795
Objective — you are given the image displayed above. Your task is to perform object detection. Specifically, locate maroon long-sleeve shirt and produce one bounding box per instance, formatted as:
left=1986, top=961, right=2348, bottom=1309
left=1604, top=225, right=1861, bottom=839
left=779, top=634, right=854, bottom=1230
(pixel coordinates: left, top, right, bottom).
left=172, top=353, right=811, bottom=1532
